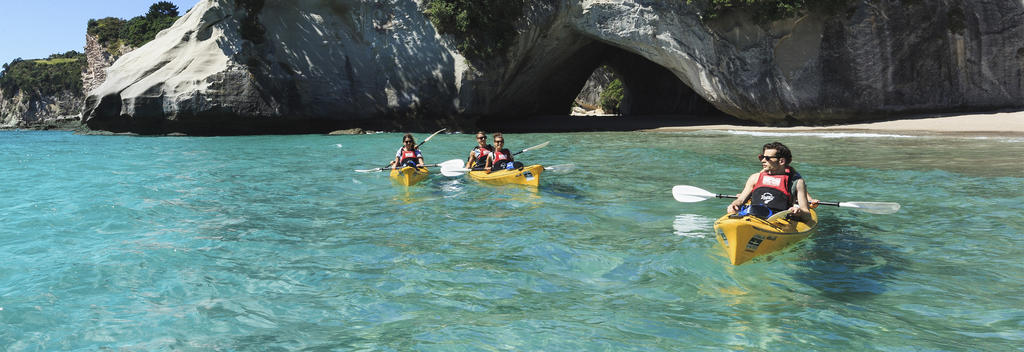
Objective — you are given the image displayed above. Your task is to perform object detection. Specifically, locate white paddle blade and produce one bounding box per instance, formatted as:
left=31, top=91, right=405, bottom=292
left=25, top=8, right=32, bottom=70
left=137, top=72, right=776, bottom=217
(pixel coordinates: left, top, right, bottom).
left=438, top=159, right=465, bottom=169
left=422, top=128, right=445, bottom=143
left=544, top=163, right=576, bottom=174
left=523, top=141, right=550, bottom=152
left=439, top=159, right=470, bottom=177
left=672, top=185, right=717, bottom=203
left=354, top=168, right=381, bottom=173
left=839, top=202, right=901, bottom=214
left=440, top=168, right=470, bottom=177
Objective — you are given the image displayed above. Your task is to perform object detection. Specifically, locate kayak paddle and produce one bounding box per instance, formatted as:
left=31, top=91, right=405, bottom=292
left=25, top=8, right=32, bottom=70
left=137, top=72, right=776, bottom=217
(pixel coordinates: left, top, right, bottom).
left=671, top=185, right=901, bottom=214
left=355, top=158, right=462, bottom=173
left=416, top=128, right=446, bottom=150
left=513, top=141, right=549, bottom=156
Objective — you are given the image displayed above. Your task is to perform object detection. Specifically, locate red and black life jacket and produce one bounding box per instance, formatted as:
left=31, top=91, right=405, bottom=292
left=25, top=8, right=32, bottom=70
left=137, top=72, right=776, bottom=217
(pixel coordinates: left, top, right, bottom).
left=492, top=148, right=512, bottom=168
left=398, top=149, right=420, bottom=166
left=750, top=168, right=800, bottom=211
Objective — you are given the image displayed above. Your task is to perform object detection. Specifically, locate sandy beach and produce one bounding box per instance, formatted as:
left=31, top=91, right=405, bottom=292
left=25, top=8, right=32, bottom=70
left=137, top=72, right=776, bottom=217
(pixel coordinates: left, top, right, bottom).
left=483, top=110, right=1024, bottom=137
left=647, top=110, right=1024, bottom=137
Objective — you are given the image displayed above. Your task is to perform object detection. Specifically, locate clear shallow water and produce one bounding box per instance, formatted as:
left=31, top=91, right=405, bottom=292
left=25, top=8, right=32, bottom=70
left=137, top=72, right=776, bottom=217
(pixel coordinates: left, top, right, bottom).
left=1, top=130, right=1021, bottom=350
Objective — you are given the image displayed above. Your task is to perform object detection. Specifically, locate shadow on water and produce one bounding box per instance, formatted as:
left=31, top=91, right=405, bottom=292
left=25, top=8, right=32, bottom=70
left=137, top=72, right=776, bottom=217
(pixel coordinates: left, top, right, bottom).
left=790, top=217, right=908, bottom=302
left=540, top=181, right=586, bottom=200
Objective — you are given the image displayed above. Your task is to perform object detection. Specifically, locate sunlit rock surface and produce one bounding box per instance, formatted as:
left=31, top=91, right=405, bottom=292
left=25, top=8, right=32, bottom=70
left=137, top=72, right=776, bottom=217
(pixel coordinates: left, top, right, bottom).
left=83, top=0, right=1024, bottom=134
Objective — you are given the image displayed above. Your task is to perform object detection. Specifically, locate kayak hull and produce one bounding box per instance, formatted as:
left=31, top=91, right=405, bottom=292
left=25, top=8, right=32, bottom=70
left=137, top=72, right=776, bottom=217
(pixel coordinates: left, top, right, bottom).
left=712, top=209, right=818, bottom=265
left=468, top=164, right=543, bottom=186
left=389, top=166, right=429, bottom=186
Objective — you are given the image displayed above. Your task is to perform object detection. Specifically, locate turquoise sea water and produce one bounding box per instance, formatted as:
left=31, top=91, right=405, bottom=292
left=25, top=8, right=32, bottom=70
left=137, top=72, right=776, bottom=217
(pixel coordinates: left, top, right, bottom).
left=1, top=130, right=1022, bottom=350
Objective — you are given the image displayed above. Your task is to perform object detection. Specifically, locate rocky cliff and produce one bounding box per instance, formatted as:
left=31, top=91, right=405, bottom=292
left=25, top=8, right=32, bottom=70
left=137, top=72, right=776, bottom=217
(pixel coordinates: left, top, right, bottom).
left=82, top=0, right=1024, bottom=134
left=0, top=89, right=84, bottom=129
left=0, top=34, right=137, bottom=130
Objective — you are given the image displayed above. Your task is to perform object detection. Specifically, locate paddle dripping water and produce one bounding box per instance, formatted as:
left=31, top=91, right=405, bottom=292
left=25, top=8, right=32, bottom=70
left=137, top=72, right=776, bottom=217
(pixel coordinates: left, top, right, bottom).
left=1, top=130, right=1021, bottom=350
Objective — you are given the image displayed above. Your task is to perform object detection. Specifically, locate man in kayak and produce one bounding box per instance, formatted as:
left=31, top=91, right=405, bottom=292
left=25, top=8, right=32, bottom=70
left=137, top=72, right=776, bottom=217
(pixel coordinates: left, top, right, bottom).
left=390, top=133, right=425, bottom=169
left=465, top=131, right=494, bottom=169
left=485, top=133, right=523, bottom=172
left=727, top=142, right=812, bottom=219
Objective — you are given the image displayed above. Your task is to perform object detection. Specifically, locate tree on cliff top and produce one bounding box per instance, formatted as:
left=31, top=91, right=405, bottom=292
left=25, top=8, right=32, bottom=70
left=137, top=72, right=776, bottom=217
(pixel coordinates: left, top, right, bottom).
left=88, top=1, right=181, bottom=50
left=424, top=0, right=525, bottom=59
left=147, top=1, right=180, bottom=18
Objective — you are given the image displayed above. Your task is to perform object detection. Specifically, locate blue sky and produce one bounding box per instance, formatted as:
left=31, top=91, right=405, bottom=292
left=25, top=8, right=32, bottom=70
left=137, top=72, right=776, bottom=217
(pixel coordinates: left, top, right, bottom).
left=0, top=0, right=198, bottom=66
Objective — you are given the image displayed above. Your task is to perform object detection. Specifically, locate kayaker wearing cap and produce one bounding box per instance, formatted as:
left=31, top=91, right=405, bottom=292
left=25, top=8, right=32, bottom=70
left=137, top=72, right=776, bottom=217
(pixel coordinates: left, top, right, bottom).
left=390, top=133, right=425, bottom=169
left=485, top=133, right=523, bottom=173
left=465, top=131, right=494, bottom=169
left=727, top=141, right=814, bottom=218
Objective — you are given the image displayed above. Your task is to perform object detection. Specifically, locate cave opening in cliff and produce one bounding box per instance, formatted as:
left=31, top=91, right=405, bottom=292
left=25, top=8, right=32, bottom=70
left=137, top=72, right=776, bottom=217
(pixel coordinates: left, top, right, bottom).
left=480, top=43, right=729, bottom=132
left=573, top=47, right=726, bottom=119
left=570, top=65, right=623, bottom=116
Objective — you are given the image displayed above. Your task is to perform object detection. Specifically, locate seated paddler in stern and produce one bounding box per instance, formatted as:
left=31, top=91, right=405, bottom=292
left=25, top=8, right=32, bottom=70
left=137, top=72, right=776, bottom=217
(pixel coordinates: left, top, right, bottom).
left=484, top=133, right=524, bottom=173
left=390, top=133, right=425, bottom=169
left=726, top=141, right=814, bottom=220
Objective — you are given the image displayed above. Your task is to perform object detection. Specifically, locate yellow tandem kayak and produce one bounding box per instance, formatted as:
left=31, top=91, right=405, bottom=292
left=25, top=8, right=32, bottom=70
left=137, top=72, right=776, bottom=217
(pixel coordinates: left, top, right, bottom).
left=712, top=209, right=818, bottom=265
left=389, top=166, right=429, bottom=186
left=468, top=164, right=543, bottom=186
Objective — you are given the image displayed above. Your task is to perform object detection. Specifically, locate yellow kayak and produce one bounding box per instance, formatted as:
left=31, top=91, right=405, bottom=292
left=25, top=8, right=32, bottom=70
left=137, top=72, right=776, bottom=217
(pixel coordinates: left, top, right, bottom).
left=389, top=166, right=429, bottom=186
left=712, top=209, right=818, bottom=265
left=468, top=164, right=543, bottom=186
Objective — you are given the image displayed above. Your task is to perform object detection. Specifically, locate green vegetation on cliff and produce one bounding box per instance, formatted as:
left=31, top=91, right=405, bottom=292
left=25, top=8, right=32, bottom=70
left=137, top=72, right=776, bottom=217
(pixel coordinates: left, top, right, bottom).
left=424, top=0, right=525, bottom=59
left=689, top=0, right=852, bottom=22
left=87, top=1, right=181, bottom=52
left=600, top=79, right=625, bottom=114
left=1, top=2, right=178, bottom=100
left=0, top=52, right=87, bottom=99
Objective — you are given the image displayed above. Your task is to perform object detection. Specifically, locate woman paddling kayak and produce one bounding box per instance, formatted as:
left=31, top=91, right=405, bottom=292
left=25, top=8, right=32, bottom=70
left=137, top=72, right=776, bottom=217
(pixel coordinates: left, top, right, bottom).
left=465, top=131, right=494, bottom=169
left=390, top=133, right=425, bottom=169
left=388, top=133, right=429, bottom=186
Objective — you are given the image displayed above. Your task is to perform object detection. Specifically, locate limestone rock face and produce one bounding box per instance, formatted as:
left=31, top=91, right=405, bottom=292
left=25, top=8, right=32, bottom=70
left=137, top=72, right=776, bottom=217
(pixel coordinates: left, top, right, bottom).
left=82, top=0, right=1024, bottom=134
left=0, top=89, right=84, bottom=129
left=82, top=34, right=137, bottom=94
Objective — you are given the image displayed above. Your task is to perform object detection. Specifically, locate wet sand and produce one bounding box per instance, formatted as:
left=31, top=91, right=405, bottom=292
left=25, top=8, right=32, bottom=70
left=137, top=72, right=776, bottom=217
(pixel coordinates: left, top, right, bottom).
left=649, top=110, right=1024, bottom=137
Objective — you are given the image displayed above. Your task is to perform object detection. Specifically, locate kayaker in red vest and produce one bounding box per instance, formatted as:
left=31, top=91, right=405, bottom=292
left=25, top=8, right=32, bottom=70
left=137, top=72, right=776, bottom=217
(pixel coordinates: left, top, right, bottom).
left=465, top=131, right=494, bottom=169
left=390, top=133, right=425, bottom=169
left=727, top=142, right=814, bottom=218
left=485, top=133, right=524, bottom=173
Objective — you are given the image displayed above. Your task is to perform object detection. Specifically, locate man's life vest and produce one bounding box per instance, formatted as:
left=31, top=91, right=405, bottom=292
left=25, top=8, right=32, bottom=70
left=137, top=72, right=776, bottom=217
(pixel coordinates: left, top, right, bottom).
left=750, top=168, right=801, bottom=211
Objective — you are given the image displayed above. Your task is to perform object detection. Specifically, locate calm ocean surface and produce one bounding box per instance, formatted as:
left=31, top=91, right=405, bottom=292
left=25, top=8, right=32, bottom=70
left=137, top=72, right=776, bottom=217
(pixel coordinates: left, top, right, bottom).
left=1, top=130, right=1021, bottom=350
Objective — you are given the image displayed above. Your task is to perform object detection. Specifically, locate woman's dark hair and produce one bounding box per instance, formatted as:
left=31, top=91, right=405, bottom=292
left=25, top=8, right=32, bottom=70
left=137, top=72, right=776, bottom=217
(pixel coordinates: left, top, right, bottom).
left=403, top=133, right=415, bottom=144
left=762, top=141, right=792, bottom=164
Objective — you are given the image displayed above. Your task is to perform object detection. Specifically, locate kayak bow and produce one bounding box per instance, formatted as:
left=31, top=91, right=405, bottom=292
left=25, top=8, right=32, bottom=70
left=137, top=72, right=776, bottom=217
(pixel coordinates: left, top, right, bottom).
left=712, top=209, right=818, bottom=265
left=390, top=166, right=429, bottom=186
